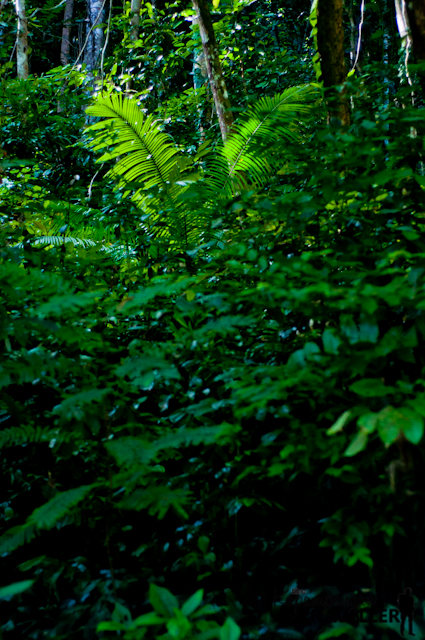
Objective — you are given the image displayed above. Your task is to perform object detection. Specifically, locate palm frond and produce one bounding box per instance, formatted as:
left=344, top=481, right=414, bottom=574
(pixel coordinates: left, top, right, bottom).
left=206, top=84, right=318, bottom=197
left=81, top=86, right=316, bottom=251
left=85, top=95, right=212, bottom=249
left=85, top=95, right=184, bottom=197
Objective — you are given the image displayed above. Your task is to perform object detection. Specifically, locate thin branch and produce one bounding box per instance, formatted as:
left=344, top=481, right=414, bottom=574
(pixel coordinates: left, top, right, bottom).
left=27, top=0, right=66, bottom=20
left=87, top=163, right=105, bottom=200
left=351, top=0, right=365, bottom=72
left=9, top=39, right=16, bottom=62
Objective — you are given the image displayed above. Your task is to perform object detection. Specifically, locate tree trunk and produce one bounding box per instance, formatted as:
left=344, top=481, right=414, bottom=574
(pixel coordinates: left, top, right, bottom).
left=125, top=0, right=141, bottom=94
left=15, top=0, right=29, bottom=79
left=60, top=0, right=74, bottom=66
left=57, top=0, right=74, bottom=112
left=405, top=0, right=425, bottom=61
left=403, top=0, right=425, bottom=95
left=316, top=0, right=350, bottom=125
left=191, top=0, right=233, bottom=141
left=84, top=0, right=105, bottom=73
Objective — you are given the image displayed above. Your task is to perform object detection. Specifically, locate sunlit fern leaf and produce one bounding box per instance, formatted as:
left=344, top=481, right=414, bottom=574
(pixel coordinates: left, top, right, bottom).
left=85, top=95, right=183, bottom=197
left=205, top=84, right=318, bottom=198
left=100, top=242, right=137, bottom=263
left=37, top=236, right=97, bottom=247
left=82, top=86, right=316, bottom=250
left=141, top=196, right=211, bottom=248
left=84, top=95, right=203, bottom=249
left=15, top=236, right=97, bottom=249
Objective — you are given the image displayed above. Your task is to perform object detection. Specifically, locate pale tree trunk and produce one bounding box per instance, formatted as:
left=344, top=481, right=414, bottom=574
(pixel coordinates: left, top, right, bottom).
left=395, top=0, right=414, bottom=88
left=60, top=0, right=74, bottom=65
left=125, top=0, right=141, bottom=94
left=191, top=0, right=233, bottom=141
left=15, top=0, right=29, bottom=79
left=405, top=0, right=425, bottom=60
left=192, top=47, right=209, bottom=143
left=84, top=0, right=105, bottom=74
left=316, top=0, right=350, bottom=125
left=403, top=0, right=425, bottom=95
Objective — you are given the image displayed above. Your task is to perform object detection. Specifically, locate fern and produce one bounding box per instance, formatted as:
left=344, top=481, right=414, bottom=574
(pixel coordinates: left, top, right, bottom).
left=85, top=95, right=183, bottom=197
left=16, top=236, right=97, bottom=249
left=0, top=485, right=99, bottom=555
left=27, top=484, right=96, bottom=530
left=105, top=427, right=225, bottom=470
left=206, top=84, right=318, bottom=197
left=27, top=200, right=113, bottom=244
left=84, top=95, right=211, bottom=248
left=116, top=485, right=192, bottom=520
left=0, top=523, right=38, bottom=555
left=105, top=437, right=157, bottom=468
left=41, top=201, right=110, bottom=242
left=0, top=426, right=73, bottom=449
left=82, top=85, right=317, bottom=249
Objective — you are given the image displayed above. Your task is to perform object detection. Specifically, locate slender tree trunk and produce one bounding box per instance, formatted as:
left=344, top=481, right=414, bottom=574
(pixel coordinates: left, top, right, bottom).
left=394, top=0, right=416, bottom=99
left=60, top=0, right=74, bottom=65
left=403, top=0, right=425, bottom=95
left=125, top=0, right=141, bottom=94
left=193, top=48, right=209, bottom=143
left=191, top=0, right=233, bottom=141
left=57, top=0, right=74, bottom=112
left=15, top=0, right=29, bottom=79
left=316, top=0, right=350, bottom=125
left=84, top=0, right=105, bottom=74
left=405, top=0, right=425, bottom=60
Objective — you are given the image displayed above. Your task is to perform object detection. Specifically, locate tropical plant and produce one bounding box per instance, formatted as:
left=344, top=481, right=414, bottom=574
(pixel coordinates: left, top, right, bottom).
left=81, top=84, right=317, bottom=251
left=97, top=583, right=240, bottom=640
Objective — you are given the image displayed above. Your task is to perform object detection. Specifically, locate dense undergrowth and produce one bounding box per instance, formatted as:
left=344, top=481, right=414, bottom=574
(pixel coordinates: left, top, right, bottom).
left=1, top=46, right=425, bottom=640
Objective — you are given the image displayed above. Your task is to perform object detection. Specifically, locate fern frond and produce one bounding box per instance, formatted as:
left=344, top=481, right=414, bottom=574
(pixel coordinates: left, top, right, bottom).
left=105, top=437, right=157, bottom=468
left=85, top=95, right=183, bottom=196
left=0, top=426, right=73, bottom=449
left=31, top=200, right=113, bottom=244
left=206, top=84, right=317, bottom=197
left=0, top=486, right=99, bottom=555
left=84, top=95, right=204, bottom=248
left=27, top=484, right=96, bottom=530
left=116, top=486, right=192, bottom=520
left=32, top=236, right=97, bottom=248
left=0, top=523, right=38, bottom=555
left=41, top=201, right=109, bottom=242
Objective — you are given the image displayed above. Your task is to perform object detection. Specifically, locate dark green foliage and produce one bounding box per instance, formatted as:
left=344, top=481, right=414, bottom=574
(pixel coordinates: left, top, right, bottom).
left=2, top=81, right=425, bottom=638
left=2, top=0, right=425, bottom=636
